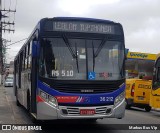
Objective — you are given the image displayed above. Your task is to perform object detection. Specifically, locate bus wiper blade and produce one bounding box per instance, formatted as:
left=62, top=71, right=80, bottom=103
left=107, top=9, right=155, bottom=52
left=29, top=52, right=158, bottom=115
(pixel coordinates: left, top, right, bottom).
left=120, top=57, right=125, bottom=78
left=62, top=34, right=76, bottom=58
left=92, top=41, right=95, bottom=72
left=75, top=43, right=79, bottom=73
left=94, top=37, right=108, bottom=58
left=62, top=34, right=79, bottom=73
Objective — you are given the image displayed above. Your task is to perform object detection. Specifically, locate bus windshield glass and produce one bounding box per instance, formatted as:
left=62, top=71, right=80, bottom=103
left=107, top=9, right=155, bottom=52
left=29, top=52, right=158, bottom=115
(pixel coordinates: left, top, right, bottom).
left=39, top=36, right=124, bottom=80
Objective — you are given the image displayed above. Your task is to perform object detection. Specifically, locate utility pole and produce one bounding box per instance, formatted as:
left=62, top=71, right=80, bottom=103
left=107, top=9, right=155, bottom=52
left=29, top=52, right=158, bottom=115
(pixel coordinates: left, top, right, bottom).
left=0, top=0, right=16, bottom=84
left=0, top=0, right=3, bottom=75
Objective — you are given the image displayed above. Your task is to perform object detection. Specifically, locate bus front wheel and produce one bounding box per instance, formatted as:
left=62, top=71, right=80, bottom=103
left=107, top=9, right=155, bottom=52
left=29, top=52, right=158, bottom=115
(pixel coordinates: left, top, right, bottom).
left=16, top=98, right=21, bottom=106
left=126, top=104, right=131, bottom=109
left=27, top=91, right=39, bottom=124
left=145, top=106, right=151, bottom=112
left=16, top=89, right=21, bottom=106
left=86, top=119, right=97, bottom=123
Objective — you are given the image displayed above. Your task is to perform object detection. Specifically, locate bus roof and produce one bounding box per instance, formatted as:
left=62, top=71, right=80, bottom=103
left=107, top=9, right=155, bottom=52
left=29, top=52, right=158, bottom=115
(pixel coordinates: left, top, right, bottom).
left=42, top=17, right=115, bottom=24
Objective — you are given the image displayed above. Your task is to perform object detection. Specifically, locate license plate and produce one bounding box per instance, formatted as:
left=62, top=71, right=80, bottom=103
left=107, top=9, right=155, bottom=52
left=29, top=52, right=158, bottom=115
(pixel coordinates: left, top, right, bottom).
left=80, top=109, right=95, bottom=115
left=138, top=96, right=144, bottom=100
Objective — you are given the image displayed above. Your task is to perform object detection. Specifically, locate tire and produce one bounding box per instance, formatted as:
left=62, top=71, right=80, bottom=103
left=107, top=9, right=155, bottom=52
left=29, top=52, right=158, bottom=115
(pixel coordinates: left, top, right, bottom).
left=86, top=119, right=97, bottom=123
left=27, top=91, right=39, bottom=124
left=16, top=89, right=21, bottom=106
left=27, top=92, right=30, bottom=112
left=30, top=114, right=39, bottom=124
left=125, top=99, right=131, bottom=109
left=126, top=104, right=131, bottom=109
left=16, top=98, right=21, bottom=106
left=145, top=106, right=151, bottom=112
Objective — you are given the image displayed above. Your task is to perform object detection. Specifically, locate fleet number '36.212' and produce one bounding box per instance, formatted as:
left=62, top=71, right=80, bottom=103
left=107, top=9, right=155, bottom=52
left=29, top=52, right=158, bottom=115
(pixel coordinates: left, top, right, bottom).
left=100, top=97, right=114, bottom=102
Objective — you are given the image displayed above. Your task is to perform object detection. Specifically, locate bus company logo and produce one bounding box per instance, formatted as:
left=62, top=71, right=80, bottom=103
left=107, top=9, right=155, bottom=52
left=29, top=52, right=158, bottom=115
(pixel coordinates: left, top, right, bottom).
left=81, top=89, right=94, bottom=93
left=138, top=84, right=151, bottom=89
left=130, top=53, right=148, bottom=58
left=76, top=96, right=90, bottom=103
left=83, top=97, right=90, bottom=103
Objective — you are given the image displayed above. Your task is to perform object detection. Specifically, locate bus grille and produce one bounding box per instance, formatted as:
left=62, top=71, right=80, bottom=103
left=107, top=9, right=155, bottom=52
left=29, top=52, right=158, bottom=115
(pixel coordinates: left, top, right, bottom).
left=54, top=85, right=117, bottom=94
left=62, top=106, right=110, bottom=115
left=39, top=77, right=124, bottom=94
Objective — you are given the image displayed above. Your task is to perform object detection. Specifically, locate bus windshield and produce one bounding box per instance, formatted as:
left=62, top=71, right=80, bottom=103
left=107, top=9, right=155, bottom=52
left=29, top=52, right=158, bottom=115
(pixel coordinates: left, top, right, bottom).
left=39, top=36, right=124, bottom=80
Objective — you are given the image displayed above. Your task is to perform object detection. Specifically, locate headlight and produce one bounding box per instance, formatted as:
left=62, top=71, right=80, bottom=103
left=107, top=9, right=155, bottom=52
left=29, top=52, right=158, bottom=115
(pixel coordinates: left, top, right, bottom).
left=48, top=95, right=58, bottom=107
left=114, top=91, right=125, bottom=106
left=40, top=91, right=47, bottom=99
left=39, top=90, right=58, bottom=107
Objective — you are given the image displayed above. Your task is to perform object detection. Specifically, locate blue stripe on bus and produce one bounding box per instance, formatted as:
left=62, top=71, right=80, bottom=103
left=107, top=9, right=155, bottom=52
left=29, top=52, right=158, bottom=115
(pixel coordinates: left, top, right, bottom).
left=38, top=80, right=125, bottom=105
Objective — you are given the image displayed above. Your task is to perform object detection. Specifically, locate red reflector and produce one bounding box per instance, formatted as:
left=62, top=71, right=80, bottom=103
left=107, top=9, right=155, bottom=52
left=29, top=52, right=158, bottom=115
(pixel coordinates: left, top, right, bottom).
left=131, top=83, right=135, bottom=97
left=37, top=96, right=44, bottom=102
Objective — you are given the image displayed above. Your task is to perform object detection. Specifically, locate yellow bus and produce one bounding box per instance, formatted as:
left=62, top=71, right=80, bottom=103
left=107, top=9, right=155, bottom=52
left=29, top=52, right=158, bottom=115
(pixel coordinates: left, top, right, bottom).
left=150, top=53, right=160, bottom=110
left=125, top=51, right=156, bottom=111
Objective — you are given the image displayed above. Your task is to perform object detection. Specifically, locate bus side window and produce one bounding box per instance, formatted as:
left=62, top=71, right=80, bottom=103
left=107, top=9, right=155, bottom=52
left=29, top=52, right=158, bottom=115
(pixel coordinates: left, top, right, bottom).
left=28, top=43, right=30, bottom=55
left=153, top=59, right=160, bottom=89
left=30, top=41, right=32, bottom=55
left=22, top=50, right=25, bottom=71
left=25, top=58, right=28, bottom=70
left=156, top=59, right=160, bottom=81
left=25, top=45, right=28, bottom=69
left=28, top=56, right=31, bottom=69
left=157, top=67, right=160, bottom=81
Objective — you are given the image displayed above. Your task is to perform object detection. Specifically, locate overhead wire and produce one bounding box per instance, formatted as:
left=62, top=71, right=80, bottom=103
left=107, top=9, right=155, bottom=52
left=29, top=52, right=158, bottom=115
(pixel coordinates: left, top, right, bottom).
left=6, top=38, right=28, bottom=47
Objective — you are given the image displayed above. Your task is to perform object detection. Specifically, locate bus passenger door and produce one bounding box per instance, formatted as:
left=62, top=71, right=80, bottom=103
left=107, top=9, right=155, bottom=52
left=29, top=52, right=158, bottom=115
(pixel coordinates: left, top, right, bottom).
left=30, top=40, right=38, bottom=113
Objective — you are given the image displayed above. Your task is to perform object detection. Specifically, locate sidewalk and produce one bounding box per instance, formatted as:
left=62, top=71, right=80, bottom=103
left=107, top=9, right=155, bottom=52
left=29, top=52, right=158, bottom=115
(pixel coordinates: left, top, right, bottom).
left=0, top=85, right=15, bottom=124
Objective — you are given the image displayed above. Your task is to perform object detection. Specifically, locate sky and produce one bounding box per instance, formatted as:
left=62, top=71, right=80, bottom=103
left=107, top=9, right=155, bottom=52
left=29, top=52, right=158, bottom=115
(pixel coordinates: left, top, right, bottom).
left=2, top=0, right=160, bottom=63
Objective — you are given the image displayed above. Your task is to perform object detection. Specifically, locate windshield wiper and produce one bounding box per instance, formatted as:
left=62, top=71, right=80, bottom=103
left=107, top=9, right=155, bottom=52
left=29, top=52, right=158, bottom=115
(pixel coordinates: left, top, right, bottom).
left=119, top=53, right=125, bottom=78
left=75, top=43, right=79, bottom=73
left=94, top=37, right=108, bottom=58
left=62, top=34, right=76, bottom=58
left=92, top=41, right=95, bottom=72
left=62, top=34, right=79, bottom=73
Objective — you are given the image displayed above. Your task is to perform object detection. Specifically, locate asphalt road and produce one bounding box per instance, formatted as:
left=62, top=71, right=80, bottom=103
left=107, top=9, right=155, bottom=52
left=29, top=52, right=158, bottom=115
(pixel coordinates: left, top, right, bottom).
left=4, top=86, right=160, bottom=133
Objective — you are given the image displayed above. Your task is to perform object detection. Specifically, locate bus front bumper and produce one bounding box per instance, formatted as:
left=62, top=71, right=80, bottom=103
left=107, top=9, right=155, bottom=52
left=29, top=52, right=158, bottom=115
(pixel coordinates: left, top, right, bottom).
left=36, top=98, right=126, bottom=120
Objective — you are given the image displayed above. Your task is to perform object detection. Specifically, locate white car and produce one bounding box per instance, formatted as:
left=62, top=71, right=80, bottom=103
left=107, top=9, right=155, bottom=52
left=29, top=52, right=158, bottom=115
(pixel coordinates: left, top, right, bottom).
left=4, top=78, right=13, bottom=87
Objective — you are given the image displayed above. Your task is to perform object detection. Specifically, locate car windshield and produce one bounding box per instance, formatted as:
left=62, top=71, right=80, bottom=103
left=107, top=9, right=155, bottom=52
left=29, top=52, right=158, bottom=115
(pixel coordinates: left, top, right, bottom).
left=39, top=36, right=124, bottom=80
left=6, top=78, right=13, bottom=82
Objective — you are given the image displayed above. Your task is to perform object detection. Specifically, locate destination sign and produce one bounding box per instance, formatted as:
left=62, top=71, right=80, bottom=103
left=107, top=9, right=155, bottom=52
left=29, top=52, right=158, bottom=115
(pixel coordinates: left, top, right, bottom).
left=50, top=21, right=115, bottom=34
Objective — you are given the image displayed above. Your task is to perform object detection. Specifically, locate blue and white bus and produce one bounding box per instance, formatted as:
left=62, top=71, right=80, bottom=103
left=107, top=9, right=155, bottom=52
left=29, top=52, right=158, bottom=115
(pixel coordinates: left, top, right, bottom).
left=14, top=17, right=126, bottom=122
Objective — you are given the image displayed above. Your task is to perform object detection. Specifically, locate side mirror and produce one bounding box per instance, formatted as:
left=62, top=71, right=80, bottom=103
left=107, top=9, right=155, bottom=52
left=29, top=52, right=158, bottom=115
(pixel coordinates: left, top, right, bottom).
left=32, top=41, right=39, bottom=57
left=125, top=48, right=129, bottom=60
